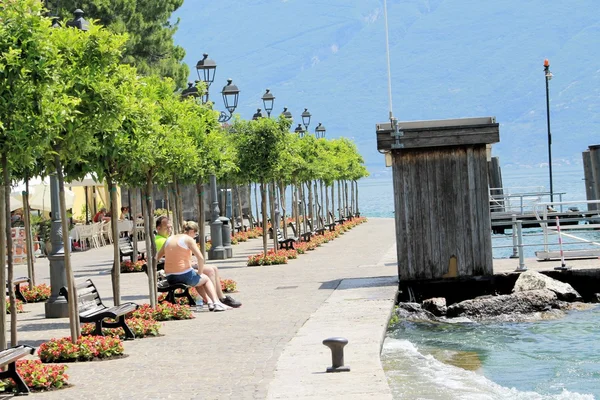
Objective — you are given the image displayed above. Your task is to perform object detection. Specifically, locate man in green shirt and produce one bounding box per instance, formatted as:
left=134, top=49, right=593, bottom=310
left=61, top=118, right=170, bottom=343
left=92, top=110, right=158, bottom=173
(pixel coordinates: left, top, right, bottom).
left=155, top=216, right=241, bottom=309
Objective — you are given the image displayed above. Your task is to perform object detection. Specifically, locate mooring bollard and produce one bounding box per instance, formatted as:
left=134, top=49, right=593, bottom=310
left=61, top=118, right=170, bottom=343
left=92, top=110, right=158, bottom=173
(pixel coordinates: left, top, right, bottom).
left=322, top=337, right=350, bottom=373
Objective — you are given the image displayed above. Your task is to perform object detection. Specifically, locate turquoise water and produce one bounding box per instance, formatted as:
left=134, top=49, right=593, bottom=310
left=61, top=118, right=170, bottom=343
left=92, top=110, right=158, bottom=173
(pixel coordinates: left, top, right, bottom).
left=360, top=165, right=600, bottom=399
left=383, top=307, right=600, bottom=399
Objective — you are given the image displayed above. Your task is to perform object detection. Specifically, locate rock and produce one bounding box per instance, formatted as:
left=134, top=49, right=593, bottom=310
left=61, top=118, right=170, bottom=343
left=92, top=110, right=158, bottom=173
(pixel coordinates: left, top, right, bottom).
left=446, top=289, right=559, bottom=319
left=395, top=302, right=437, bottom=321
left=422, top=297, right=447, bottom=316
left=513, top=270, right=581, bottom=301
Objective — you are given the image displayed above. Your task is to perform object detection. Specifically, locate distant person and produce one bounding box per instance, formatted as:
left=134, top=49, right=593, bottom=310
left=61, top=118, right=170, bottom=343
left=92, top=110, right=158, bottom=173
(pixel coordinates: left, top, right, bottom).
left=155, top=216, right=241, bottom=309
left=157, top=221, right=232, bottom=312
left=120, top=206, right=130, bottom=220
left=93, top=208, right=110, bottom=222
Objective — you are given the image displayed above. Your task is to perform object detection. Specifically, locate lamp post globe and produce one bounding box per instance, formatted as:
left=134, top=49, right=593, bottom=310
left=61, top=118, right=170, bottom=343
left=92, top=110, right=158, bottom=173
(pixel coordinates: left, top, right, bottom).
left=301, top=108, right=311, bottom=130
left=221, top=79, right=240, bottom=120
left=261, top=89, right=275, bottom=117
left=65, top=9, right=89, bottom=31
left=295, top=123, right=305, bottom=138
left=281, top=107, right=293, bottom=121
left=543, top=58, right=554, bottom=202
left=252, top=108, right=264, bottom=120
left=315, top=123, right=326, bottom=139
left=196, top=54, right=217, bottom=103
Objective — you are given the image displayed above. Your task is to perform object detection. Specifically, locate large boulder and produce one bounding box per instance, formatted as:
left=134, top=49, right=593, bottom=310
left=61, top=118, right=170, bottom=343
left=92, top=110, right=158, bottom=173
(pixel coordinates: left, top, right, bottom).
left=422, top=297, right=447, bottom=316
left=395, top=302, right=436, bottom=321
left=446, top=289, right=559, bottom=319
left=513, top=271, right=581, bottom=301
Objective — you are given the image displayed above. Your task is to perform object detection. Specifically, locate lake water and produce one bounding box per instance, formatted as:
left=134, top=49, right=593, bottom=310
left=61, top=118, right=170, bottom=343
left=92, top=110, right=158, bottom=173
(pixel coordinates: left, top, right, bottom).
left=358, top=164, right=600, bottom=399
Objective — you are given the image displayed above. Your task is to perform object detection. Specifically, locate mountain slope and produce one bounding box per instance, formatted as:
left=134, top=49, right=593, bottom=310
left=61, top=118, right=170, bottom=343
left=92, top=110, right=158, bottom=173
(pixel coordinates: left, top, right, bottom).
left=172, top=0, right=600, bottom=171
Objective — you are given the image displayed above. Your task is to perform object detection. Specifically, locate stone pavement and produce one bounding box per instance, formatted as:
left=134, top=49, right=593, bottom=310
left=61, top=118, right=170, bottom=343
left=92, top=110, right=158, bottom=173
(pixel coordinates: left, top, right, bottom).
left=8, top=218, right=399, bottom=400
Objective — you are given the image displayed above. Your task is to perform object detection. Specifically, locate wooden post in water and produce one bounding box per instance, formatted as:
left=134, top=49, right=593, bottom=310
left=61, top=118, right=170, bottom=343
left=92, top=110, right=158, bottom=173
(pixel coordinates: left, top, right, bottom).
left=588, top=145, right=600, bottom=211
left=582, top=150, right=597, bottom=211
left=487, top=156, right=504, bottom=212
left=376, top=117, right=499, bottom=281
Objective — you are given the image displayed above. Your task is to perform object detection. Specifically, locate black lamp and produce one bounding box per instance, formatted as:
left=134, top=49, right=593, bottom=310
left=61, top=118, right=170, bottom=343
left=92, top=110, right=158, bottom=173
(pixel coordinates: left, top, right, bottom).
left=315, top=123, right=326, bottom=138
left=301, top=108, right=311, bottom=130
left=261, top=89, right=275, bottom=117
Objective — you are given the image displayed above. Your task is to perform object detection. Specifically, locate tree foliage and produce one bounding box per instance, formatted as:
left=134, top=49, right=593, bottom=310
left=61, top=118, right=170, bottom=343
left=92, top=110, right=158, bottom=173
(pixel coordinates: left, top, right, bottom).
left=47, top=0, right=188, bottom=88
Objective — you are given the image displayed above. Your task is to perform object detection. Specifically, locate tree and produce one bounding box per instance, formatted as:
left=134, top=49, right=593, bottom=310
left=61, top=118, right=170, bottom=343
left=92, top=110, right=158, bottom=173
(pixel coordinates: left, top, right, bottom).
left=48, top=0, right=189, bottom=88
left=233, top=117, right=290, bottom=255
left=0, top=0, right=61, bottom=348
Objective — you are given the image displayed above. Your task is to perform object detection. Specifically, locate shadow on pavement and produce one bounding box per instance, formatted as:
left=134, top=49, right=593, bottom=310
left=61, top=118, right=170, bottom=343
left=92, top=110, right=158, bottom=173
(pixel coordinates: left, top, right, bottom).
left=319, top=276, right=398, bottom=290
left=18, top=321, right=71, bottom=332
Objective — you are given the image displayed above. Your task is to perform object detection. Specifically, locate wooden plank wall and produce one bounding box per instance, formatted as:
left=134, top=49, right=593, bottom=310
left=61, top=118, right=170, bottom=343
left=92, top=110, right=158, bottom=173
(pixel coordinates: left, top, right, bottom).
left=393, top=145, right=493, bottom=280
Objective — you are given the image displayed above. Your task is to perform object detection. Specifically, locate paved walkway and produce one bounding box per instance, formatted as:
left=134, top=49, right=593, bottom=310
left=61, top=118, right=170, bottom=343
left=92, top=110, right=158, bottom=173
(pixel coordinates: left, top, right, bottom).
left=9, top=218, right=399, bottom=400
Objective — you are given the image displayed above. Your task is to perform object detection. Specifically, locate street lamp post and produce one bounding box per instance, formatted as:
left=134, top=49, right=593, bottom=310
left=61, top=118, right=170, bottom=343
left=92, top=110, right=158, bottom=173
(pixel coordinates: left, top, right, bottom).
left=301, top=108, right=312, bottom=131
left=195, top=56, right=240, bottom=259
left=544, top=58, right=554, bottom=203
left=45, top=9, right=90, bottom=319
left=294, top=123, right=305, bottom=138
left=252, top=108, right=264, bottom=120
left=261, top=89, right=275, bottom=117
left=315, top=123, right=326, bottom=139
left=280, top=107, right=293, bottom=121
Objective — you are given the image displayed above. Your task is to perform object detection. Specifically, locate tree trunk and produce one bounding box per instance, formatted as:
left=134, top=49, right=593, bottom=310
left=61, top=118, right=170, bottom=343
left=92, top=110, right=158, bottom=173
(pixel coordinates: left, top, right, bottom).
left=254, top=183, right=260, bottom=227
left=279, top=183, right=287, bottom=239
left=176, top=181, right=184, bottom=228
left=131, top=188, right=138, bottom=259
left=144, top=178, right=157, bottom=307
left=2, top=154, right=16, bottom=346
left=170, top=183, right=179, bottom=234
left=0, top=177, right=6, bottom=350
left=300, top=184, right=307, bottom=234
left=236, top=185, right=244, bottom=231
left=354, top=181, right=360, bottom=214
left=260, top=182, right=268, bottom=255
left=196, top=182, right=206, bottom=258
left=319, top=180, right=325, bottom=228
left=344, top=180, right=349, bottom=217
left=295, top=184, right=301, bottom=237
left=54, top=153, right=80, bottom=342
left=331, top=184, right=335, bottom=223
left=23, top=180, right=35, bottom=286
left=337, top=181, right=342, bottom=220
left=325, top=183, right=330, bottom=225
left=107, top=177, right=121, bottom=306
left=269, top=182, right=277, bottom=251
left=247, top=183, right=254, bottom=229
left=164, top=187, right=170, bottom=222
left=307, top=182, right=314, bottom=232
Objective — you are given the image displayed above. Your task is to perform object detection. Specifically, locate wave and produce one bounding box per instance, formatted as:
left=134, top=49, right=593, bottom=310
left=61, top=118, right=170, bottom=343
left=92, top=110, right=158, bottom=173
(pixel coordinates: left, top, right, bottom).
left=381, top=338, right=595, bottom=400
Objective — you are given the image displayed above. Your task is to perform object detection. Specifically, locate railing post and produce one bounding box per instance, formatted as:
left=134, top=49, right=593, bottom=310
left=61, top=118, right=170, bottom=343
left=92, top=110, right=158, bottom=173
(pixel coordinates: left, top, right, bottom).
left=520, top=195, right=524, bottom=214
left=510, top=214, right=518, bottom=258
left=515, top=220, right=527, bottom=271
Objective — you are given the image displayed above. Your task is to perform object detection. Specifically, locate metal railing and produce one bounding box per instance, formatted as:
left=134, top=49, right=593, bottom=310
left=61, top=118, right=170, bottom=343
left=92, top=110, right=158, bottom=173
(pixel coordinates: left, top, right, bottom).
left=489, top=187, right=565, bottom=214
left=491, top=199, right=600, bottom=271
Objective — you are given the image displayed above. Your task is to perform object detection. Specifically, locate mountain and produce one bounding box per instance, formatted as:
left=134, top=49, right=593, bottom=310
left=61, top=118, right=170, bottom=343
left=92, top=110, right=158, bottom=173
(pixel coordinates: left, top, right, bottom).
left=172, top=0, right=600, bottom=173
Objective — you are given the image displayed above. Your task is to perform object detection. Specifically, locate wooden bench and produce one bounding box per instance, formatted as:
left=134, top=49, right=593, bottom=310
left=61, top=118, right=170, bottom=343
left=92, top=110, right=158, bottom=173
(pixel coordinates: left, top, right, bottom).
left=276, top=229, right=297, bottom=250
left=300, top=231, right=313, bottom=242
left=118, top=236, right=145, bottom=263
left=5, top=277, right=29, bottom=303
left=314, top=227, right=326, bottom=236
left=0, top=345, right=35, bottom=395
left=157, top=279, right=196, bottom=306
left=59, top=279, right=139, bottom=339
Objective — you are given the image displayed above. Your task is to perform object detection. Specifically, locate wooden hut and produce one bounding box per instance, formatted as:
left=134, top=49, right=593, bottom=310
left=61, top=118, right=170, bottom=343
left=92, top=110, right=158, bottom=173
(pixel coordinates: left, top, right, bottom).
left=376, top=117, right=500, bottom=281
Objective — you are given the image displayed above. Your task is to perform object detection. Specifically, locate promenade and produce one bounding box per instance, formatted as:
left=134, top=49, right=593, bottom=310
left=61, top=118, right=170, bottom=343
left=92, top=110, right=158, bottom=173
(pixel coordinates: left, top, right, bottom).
left=9, top=218, right=399, bottom=400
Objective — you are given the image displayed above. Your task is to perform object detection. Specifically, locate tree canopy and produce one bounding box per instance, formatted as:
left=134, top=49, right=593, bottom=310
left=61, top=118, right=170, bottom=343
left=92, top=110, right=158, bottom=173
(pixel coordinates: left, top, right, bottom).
left=46, top=0, right=188, bottom=88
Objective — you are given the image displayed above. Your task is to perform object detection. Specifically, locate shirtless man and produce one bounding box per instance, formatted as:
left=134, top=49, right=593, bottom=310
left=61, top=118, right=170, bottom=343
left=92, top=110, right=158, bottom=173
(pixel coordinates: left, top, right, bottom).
left=155, top=216, right=241, bottom=309
left=157, top=221, right=230, bottom=312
